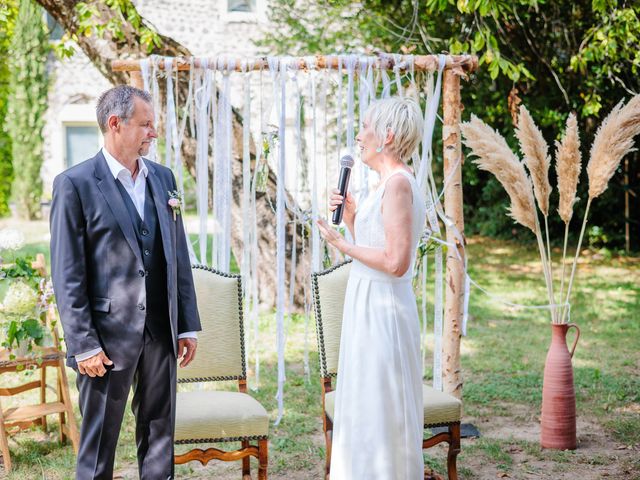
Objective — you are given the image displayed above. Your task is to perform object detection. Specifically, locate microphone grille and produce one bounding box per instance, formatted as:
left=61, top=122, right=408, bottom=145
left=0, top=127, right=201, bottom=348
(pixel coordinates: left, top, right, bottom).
left=340, top=155, right=355, bottom=168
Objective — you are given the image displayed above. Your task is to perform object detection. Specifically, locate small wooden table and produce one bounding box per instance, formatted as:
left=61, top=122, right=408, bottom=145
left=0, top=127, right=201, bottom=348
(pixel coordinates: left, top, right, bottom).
left=0, top=346, right=79, bottom=472
left=0, top=254, right=79, bottom=472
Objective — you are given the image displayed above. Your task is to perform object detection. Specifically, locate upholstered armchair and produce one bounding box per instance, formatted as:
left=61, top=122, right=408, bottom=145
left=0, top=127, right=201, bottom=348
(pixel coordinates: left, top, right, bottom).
left=311, top=260, right=462, bottom=480
left=174, top=265, right=269, bottom=479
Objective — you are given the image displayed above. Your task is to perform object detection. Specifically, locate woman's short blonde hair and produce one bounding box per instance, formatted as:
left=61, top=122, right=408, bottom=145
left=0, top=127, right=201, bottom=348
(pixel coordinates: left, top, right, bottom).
left=365, top=96, right=423, bottom=162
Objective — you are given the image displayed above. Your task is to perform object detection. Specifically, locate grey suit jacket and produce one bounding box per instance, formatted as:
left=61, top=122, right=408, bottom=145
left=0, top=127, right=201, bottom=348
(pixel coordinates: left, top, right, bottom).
left=50, top=151, right=201, bottom=370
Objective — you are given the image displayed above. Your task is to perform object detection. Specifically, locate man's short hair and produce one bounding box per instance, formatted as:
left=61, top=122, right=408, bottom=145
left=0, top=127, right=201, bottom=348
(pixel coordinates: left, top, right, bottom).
left=96, top=85, right=152, bottom=133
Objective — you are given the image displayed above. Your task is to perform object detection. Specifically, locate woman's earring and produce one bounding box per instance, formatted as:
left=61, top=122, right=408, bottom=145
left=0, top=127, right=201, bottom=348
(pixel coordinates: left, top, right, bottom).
left=375, top=146, right=384, bottom=153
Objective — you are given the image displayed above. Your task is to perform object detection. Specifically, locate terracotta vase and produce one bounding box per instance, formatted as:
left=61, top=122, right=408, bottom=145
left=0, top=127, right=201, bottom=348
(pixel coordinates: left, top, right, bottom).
left=541, top=323, right=580, bottom=450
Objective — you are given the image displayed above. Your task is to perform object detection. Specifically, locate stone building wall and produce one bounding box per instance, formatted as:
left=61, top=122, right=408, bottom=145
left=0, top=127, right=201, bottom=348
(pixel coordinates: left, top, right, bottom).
left=42, top=0, right=269, bottom=195
left=42, top=49, right=111, bottom=196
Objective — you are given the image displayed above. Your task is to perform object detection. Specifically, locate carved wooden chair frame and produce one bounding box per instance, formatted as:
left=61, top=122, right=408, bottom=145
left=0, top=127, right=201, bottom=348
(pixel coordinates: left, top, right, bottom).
left=311, top=260, right=461, bottom=480
left=174, top=265, right=268, bottom=479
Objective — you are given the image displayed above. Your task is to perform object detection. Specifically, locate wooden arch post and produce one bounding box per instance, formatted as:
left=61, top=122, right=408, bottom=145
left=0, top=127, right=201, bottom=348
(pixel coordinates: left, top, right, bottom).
left=115, top=54, right=478, bottom=400
left=442, top=67, right=466, bottom=399
left=129, top=70, right=144, bottom=89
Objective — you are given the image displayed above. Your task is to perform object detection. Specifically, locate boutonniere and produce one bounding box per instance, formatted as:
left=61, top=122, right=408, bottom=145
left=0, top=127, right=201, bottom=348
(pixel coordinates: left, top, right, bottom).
left=167, top=190, right=183, bottom=221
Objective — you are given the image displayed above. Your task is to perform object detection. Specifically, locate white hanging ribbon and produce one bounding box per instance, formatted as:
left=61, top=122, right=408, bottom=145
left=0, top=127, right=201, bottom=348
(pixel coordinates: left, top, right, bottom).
left=341, top=55, right=357, bottom=246
left=163, top=57, right=193, bottom=194
left=140, top=57, right=159, bottom=163
left=178, top=63, right=194, bottom=195
left=358, top=56, right=372, bottom=197
left=212, top=57, right=223, bottom=270
left=392, top=53, right=404, bottom=96
left=240, top=58, right=252, bottom=281
left=195, top=58, right=212, bottom=265
left=149, top=56, right=161, bottom=164
left=433, top=245, right=444, bottom=391
left=321, top=65, right=330, bottom=256
left=417, top=54, right=445, bottom=193
left=336, top=55, right=344, bottom=165
left=249, top=67, right=265, bottom=391
left=288, top=60, right=301, bottom=332
left=421, top=253, right=429, bottom=376
left=408, top=56, right=417, bottom=99
left=305, top=55, right=321, bottom=382
left=462, top=273, right=471, bottom=336
left=344, top=54, right=357, bottom=170
left=212, top=56, right=234, bottom=272
left=164, top=58, right=177, bottom=169
left=188, top=59, right=196, bottom=141
left=223, top=57, right=235, bottom=272
left=333, top=56, right=347, bottom=238
left=163, top=57, right=197, bottom=263
left=380, top=68, right=392, bottom=98
left=210, top=60, right=219, bottom=264
left=140, top=58, right=151, bottom=92
left=268, top=55, right=288, bottom=425
left=308, top=57, right=321, bottom=273
left=239, top=59, right=255, bottom=375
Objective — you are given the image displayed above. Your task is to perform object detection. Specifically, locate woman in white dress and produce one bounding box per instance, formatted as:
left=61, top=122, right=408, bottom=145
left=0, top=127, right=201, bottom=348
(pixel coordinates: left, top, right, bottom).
left=317, top=96, right=427, bottom=480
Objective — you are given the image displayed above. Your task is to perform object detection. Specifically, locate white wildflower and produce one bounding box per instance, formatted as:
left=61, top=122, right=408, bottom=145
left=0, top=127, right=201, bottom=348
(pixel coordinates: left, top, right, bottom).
left=2, top=281, right=39, bottom=316
left=0, top=229, right=25, bottom=251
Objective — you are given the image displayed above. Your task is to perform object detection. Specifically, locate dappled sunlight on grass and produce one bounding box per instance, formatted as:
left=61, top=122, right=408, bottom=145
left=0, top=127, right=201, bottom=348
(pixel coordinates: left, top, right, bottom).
left=461, top=237, right=640, bottom=465
left=573, top=356, right=603, bottom=369
left=0, top=230, right=638, bottom=477
left=460, top=337, right=479, bottom=357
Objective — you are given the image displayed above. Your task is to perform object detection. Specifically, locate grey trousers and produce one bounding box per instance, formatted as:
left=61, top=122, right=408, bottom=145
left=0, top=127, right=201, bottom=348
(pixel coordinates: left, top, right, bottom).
left=75, top=334, right=176, bottom=480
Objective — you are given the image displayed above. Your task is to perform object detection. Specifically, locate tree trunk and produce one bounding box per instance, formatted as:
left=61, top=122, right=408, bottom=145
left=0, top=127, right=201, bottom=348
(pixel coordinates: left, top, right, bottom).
left=36, top=0, right=308, bottom=308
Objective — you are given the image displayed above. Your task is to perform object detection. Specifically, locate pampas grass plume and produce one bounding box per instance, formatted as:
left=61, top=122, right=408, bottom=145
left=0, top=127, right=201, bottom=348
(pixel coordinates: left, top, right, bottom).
left=555, top=113, right=581, bottom=224
left=588, top=95, right=640, bottom=199
left=516, top=105, right=552, bottom=216
left=461, top=115, right=537, bottom=233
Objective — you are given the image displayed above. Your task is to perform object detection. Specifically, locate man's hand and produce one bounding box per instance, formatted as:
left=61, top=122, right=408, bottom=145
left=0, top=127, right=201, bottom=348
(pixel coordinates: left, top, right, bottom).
left=178, top=338, right=197, bottom=368
left=77, top=351, right=113, bottom=377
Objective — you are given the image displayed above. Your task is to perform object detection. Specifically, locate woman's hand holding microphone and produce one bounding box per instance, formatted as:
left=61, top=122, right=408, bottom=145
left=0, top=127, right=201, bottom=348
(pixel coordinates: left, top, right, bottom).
left=317, top=189, right=357, bottom=253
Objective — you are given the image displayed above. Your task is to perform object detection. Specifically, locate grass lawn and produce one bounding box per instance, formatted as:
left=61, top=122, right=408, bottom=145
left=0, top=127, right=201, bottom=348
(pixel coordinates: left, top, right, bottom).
left=0, top=218, right=639, bottom=479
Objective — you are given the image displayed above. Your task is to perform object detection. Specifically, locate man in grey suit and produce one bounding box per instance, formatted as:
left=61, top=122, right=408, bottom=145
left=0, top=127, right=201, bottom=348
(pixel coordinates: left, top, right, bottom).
left=50, top=85, right=201, bottom=479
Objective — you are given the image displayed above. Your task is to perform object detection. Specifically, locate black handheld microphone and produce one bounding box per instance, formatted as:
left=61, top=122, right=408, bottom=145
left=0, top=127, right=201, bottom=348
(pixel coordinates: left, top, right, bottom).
left=332, top=155, right=355, bottom=225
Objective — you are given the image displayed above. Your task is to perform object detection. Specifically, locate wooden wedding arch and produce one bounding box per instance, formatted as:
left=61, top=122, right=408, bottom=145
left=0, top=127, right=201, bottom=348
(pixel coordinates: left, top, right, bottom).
left=111, top=54, right=478, bottom=399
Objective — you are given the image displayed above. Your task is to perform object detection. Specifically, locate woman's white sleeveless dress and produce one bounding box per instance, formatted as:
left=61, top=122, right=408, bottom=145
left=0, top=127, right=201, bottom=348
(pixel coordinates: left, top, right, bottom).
left=330, top=170, right=426, bottom=480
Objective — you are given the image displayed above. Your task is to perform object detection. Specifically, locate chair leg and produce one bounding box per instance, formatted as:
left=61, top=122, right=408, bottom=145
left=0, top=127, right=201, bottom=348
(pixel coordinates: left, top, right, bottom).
left=257, top=438, right=268, bottom=480
left=56, top=372, right=67, bottom=444
left=57, top=358, right=79, bottom=453
left=241, top=439, right=250, bottom=478
left=0, top=402, right=11, bottom=473
left=325, top=426, right=332, bottom=480
left=40, top=366, right=47, bottom=432
left=446, top=423, right=461, bottom=480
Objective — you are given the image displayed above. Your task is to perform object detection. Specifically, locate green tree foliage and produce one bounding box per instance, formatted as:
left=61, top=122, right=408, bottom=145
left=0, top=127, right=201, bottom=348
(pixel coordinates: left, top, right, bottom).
left=53, top=0, right=162, bottom=59
left=7, top=0, right=50, bottom=220
left=0, top=1, right=18, bottom=218
left=261, top=0, right=640, bottom=249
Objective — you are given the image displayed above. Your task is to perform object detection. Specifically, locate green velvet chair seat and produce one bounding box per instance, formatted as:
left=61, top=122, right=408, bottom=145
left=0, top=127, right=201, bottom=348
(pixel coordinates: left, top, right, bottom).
left=324, top=384, right=462, bottom=427
left=175, top=390, right=269, bottom=442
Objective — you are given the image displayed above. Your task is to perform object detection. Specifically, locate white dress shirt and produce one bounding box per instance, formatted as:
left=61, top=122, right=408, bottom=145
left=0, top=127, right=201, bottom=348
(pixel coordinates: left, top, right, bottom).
left=75, top=149, right=196, bottom=362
